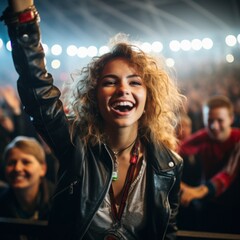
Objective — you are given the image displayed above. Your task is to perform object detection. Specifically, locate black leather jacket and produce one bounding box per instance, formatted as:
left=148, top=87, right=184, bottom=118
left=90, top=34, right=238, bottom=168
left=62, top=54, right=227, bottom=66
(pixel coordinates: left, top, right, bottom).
left=6, top=19, right=183, bottom=240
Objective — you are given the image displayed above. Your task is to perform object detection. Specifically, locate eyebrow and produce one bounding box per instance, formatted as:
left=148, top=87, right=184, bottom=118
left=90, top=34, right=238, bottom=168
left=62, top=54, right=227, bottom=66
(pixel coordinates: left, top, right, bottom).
left=100, top=74, right=141, bottom=80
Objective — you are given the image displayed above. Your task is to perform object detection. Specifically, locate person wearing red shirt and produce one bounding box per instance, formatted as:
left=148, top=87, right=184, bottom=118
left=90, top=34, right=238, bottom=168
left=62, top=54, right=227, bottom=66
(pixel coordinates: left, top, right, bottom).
left=179, top=95, right=240, bottom=234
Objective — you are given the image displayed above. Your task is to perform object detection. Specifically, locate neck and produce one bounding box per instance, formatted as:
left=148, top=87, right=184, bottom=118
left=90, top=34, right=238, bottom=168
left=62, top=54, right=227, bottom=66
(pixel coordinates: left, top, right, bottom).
left=14, top=184, right=40, bottom=213
left=104, top=125, right=138, bottom=151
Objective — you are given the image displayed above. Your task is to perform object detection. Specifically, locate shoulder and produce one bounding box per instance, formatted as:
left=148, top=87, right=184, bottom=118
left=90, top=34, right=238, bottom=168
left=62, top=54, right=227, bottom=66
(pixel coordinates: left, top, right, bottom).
left=230, top=128, right=240, bottom=139
left=145, top=140, right=183, bottom=171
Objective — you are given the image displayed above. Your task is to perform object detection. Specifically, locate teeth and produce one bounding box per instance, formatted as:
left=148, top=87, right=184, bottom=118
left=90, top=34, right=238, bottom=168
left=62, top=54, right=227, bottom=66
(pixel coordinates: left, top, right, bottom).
left=112, top=101, right=133, bottom=108
left=13, top=176, right=25, bottom=180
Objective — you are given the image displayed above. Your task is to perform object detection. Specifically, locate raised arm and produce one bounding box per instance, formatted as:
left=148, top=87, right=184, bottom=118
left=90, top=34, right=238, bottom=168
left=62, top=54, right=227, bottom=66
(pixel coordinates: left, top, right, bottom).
left=1, top=0, right=73, bottom=166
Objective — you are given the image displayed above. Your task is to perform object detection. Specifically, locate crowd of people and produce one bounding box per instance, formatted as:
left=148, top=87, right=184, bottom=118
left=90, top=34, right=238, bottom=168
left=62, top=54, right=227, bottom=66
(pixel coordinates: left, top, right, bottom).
left=0, top=0, right=240, bottom=239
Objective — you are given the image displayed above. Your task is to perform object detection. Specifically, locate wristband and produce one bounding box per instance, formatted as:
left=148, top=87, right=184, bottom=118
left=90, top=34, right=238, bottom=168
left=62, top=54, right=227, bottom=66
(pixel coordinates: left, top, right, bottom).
left=0, top=5, right=39, bottom=25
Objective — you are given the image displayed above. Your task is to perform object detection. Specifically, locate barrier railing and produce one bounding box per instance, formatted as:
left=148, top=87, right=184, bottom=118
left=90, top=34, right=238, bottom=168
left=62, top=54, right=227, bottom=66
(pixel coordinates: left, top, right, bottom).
left=0, top=218, right=240, bottom=239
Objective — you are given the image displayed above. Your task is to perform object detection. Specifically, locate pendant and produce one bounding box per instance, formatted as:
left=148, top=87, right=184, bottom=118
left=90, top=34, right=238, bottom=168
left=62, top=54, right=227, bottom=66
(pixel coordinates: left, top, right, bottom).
left=104, top=230, right=121, bottom=240
left=104, top=234, right=119, bottom=240
left=112, top=171, right=118, bottom=181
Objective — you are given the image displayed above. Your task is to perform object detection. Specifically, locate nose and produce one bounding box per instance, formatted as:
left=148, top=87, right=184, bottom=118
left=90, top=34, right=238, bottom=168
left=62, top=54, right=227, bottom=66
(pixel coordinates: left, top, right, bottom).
left=14, top=161, right=24, bottom=171
left=209, top=121, right=219, bottom=130
left=116, top=81, right=130, bottom=96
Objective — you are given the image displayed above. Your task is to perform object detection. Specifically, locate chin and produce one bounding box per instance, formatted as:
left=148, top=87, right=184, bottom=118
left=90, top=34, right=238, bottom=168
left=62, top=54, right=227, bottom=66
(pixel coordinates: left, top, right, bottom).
left=11, top=182, right=28, bottom=189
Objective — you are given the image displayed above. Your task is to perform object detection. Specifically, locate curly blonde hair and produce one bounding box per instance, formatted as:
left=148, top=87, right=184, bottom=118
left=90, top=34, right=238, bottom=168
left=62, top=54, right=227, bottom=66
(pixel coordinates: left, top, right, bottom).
left=64, top=36, right=183, bottom=150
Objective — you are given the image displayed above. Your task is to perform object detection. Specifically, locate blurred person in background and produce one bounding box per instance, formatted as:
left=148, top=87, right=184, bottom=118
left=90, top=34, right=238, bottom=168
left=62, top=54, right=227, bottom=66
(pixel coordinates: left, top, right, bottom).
left=176, top=112, right=202, bottom=230
left=0, top=85, right=59, bottom=183
left=179, top=95, right=240, bottom=233
left=0, top=136, right=55, bottom=240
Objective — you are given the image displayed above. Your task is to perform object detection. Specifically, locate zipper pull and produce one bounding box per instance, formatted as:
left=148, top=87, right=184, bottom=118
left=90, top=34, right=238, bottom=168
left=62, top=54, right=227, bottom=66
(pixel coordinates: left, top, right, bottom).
left=69, top=180, right=77, bottom=195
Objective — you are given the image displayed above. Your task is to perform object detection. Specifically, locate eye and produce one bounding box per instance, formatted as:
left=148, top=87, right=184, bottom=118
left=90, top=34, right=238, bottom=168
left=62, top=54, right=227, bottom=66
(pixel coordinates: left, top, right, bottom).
left=129, top=78, right=143, bottom=86
left=101, top=78, right=116, bottom=87
left=6, top=159, right=16, bottom=166
left=22, top=159, right=32, bottom=165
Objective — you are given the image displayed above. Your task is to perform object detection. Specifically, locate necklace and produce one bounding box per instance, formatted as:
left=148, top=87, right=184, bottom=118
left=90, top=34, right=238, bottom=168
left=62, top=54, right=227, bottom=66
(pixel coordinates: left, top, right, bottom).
left=107, top=138, right=137, bottom=181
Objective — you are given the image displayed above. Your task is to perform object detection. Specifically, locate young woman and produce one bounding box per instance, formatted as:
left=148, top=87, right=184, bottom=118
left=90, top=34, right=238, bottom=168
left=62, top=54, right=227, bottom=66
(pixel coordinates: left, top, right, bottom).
left=1, top=1, right=183, bottom=239
left=0, top=136, right=55, bottom=239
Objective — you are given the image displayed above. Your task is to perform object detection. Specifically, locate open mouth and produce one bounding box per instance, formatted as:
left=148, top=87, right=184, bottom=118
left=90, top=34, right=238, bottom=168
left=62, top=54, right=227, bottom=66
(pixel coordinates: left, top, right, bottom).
left=111, top=101, right=135, bottom=112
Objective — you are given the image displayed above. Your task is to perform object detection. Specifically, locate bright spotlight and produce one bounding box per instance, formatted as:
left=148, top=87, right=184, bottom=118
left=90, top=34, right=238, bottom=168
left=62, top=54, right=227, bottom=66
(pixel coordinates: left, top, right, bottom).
left=0, top=39, right=3, bottom=49
left=99, top=46, right=110, bottom=55
left=202, top=38, right=213, bottom=49
left=66, top=45, right=78, bottom=56
left=191, top=39, right=202, bottom=50
left=166, top=58, right=175, bottom=67
left=6, top=41, right=12, bottom=51
left=51, top=44, right=62, bottom=56
left=141, top=42, right=152, bottom=53
left=180, top=40, right=191, bottom=51
left=77, top=46, right=88, bottom=58
left=42, top=43, right=49, bottom=54
left=237, top=34, right=240, bottom=44
left=51, top=59, right=61, bottom=69
left=87, top=46, right=98, bottom=57
left=169, top=40, right=180, bottom=52
left=151, top=41, right=163, bottom=52
left=226, top=54, right=234, bottom=63
left=225, top=35, right=237, bottom=47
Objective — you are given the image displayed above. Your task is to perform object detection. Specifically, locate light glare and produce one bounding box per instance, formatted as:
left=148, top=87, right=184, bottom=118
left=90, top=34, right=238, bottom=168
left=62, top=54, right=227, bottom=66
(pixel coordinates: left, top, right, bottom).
left=51, top=44, right=62, bottom=56
left=202, top=38, right=213, bottom=49
left=169, top=40, right=180, bottom=52
left=225, top=35, right=237, bottom=47
left=51, top=59, right=61, bottom=69
left=66, top=45, right=78, bottom=56
left=226, top=54, right=234, bottom=63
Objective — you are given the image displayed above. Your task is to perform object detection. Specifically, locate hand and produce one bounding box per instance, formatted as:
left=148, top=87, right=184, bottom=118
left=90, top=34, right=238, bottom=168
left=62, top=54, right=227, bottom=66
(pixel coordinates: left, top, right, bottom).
left=0, top=85, right=21, bottom=115
left=9, top=0, right=34, bottom=12
left=180, top=182, right=209, bottom=207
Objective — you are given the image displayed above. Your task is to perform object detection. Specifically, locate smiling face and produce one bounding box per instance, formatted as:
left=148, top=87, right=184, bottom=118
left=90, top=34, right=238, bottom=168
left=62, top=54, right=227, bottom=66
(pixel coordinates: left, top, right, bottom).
left=5, top=148, right=46, bottom=190
left=205, top=107, right=233, bottom=142
left=97, top=57, right=147, bottom=132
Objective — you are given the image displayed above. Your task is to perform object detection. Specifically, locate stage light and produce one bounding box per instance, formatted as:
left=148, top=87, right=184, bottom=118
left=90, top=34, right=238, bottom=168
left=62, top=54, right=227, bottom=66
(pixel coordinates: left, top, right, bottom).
left=166, top=58, right=175, bottom=67
left=99, top=46, right=110, bottom=55
left=226, top=54, right=234, bottom=63
left=225, top=35, right=237, bottom=47
left=202, top=38, right=213, bottom=49
left=169, top=40, right=180, bottom=52
left=237, top=34, right=240, bottom=44
left=0, top=39, right=3, bottom=49
left=141, top=42, right=152, bottom=53
left=51, top=44, right=62, bottom=56
left=87, top=46, right=98, bottom=57
left=66, top=45, right=78, bottom=56
left=42, top=43, right=49, bottom=55
left=77, top=46, right=88, bottom=58
left=6, top=40, right=12, bottom=51
left=151, top=41, right=163, bottom=53
left=180, top=40, right=191, bottom=51
left=51, top=59, right=61, bottom=69
left=191, top=39, right=202, bottom=51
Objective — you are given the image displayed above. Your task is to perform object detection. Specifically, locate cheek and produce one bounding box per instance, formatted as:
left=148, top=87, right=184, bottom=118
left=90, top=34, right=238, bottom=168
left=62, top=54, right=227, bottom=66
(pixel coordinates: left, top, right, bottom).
left=5, top=166, right=13, bottom=174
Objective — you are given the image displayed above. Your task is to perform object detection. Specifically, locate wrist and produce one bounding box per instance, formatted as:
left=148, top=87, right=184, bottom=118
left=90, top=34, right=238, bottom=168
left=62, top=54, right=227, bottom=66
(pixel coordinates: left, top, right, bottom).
left=9, top=0, right=34, bottom=12
left=1, top=5, right=39, bottom=26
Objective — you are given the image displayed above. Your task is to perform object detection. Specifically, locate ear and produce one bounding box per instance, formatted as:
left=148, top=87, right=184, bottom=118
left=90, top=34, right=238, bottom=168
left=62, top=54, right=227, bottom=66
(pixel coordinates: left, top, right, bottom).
left=230, top=115, right=234, bottom=125
left=40, top=163, right=47, bottom=177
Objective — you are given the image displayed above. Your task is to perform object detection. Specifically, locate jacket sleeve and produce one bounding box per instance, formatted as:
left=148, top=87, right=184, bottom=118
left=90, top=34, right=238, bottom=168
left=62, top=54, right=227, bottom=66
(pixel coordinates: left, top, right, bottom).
left=6, top=17, right=73, bottom=164
left=166, top=153, right=183, bottom=240
left=206, top=141, right=240, bottom=197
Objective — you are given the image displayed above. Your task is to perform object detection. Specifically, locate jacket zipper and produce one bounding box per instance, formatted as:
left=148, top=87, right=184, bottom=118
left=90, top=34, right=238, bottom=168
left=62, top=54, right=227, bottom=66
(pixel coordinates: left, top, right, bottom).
left=52, top=180, right=78, bottom=199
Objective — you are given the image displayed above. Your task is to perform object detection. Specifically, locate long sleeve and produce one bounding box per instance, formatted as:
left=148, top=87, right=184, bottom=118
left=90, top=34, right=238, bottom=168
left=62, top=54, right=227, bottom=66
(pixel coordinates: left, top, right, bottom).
left=4, top=12, right=73, bottom=166
left=206, top=141, right=240, bottom=197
